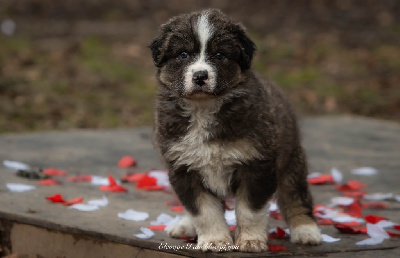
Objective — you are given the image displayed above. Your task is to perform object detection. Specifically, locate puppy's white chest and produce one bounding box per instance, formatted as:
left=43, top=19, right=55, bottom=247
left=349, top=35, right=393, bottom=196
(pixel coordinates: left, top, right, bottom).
left=165, top=105, right=262, bottom=197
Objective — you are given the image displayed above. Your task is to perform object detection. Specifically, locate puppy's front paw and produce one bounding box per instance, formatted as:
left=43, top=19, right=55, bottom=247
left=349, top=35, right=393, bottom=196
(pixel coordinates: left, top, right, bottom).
left=197, top=235, right=234, bottom=252
left=235, top=239, right=267, bottom=253
left=290, top=224, right=322, bottom=245
left=167, top=217, right=196, bottom=238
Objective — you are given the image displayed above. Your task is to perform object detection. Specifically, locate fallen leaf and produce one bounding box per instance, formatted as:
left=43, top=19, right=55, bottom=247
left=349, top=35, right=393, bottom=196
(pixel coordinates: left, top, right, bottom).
left=43, top=168, right=67, bottom=176
left=118, top=156, right=137, bottom=168
left=6, top=183, right=36, bottom=192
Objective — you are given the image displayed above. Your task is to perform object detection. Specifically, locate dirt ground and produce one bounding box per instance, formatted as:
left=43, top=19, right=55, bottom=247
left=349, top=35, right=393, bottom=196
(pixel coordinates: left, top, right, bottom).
left=1, top=0, right=400, bottom=132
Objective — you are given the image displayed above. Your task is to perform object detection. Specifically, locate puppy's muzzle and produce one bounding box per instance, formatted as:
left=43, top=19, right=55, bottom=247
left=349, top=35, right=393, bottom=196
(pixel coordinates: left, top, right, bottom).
left=192, top=70, right=208, bottom=86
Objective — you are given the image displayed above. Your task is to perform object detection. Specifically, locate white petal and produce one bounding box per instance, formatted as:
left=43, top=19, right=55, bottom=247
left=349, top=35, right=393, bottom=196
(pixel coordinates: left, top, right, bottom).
left=364, top=193, right=393, bottom=201
left=91, top=176, right=110, bottom=185
left=224, top=210, right=236, bottom=226
left=118, top=209, right=149, bottom=221
left=150, top=213, right=174, bottom=225
left=307, top=172, right=322, bottom=179
left=268, top=201, right=278, bottom=212
left=6, top=183, right=35, bottom=192
left=3, top=160, right=30, bottom=170
left=134, top=227, right=155, bottom=239
left=366, top=223, right=390, bottom=239
left=376, top=220, right=395, bottom=228
left=148, top=170, right=170, bottom=187
left=331, top=196, right=354, bottom=206
left=356, top=237, right=385, bottom=246
left=395, top=195, right=400, bottom=202
left=88, top=196, right=108, bottom=207
left=164, top=216, right=183, bottom=232
left=331, top=168, right=343, bottom=183
left=69, top=204, right=99, bottom=212
left=322, top=234, right=341, bottom=243
left=352, top=167, right=378, bottom=176
left=332, top=216, right=364, bottom=224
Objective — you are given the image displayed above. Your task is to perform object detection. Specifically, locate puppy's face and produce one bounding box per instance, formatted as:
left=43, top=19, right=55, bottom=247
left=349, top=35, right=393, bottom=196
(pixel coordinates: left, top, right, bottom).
left=150, top=9, right=256, bottom=99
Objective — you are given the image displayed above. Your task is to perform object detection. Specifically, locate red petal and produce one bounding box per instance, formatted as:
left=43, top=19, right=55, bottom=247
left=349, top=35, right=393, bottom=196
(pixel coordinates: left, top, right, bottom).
left=164, top=199, right=182, bottom=207
left=270, top=210, right=282, bottom=220
left=180, top=236, right=197, bottom=243
left=66, top=175, right=92, bottom=182
left=63, top=197, right=83, bottom=206
left=362, top=201, right=388, bottom=209
left=170, top=206, right=184, bottom=212
left=46, top=193, right=65, bottom=203
left=269, top=227, right=287, bottom=239
left=43, top=168, right=67, bottom=176
left=37, top=179, right=62, bottom=185
left=122, top=173, right=145, bottom=182
left=229, top=225, right=236, bottom=232
left=394, top=225, right=400, bottom=230
left=338, top=221, right=361, bottom=227
left=268, top=245, right=289, bottom=252
left=317, top=218, right=333, bottom=225
left=148, top=225, right=167, bottom=231
left=308, top=174, right=334, bottom=185
left=136, top=175, right=157, bottom=188
left=342, top=200, right=363, bottom=217
left=365, top=214, right=387, bottom=224
left=100, top=184, right=127, bottom=192
left=118, top=156, right=137, bottom=168
left=343, top=191, right=366, bottom=198
left=337, top=181, right=366, bottom=191
left=140, top=185, right=165, bottom=191
left=334, top=223, right=366, bottom=234
left=108, top=174, right=117, bottom=187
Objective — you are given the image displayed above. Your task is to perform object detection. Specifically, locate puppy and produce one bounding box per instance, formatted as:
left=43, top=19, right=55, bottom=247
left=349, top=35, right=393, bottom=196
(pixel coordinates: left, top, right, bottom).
left=150, top=9, right=322, bottom=252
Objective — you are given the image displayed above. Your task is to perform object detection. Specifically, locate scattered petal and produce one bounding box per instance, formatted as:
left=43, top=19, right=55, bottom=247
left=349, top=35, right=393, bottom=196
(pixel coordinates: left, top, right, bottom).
left=69, top=204, right=99, bottom=212
left=352, top=167, right=378, bottom=176
left=394, top=225, right=400, bottom=230
left=63, top=197, right=83, bottom=206
left=170, top=206, right=183, bottom=212
left=334, top=223, right=367, bottom=234
left=268, top=244, right=289, bottom=252
left=43, top=168, right=67, bottom=176
left=308, top=174, right=334, bottom=185
left=91, top=176, right=111, bottom=185
left=148, top=225, right=167, bottom=231
left=118, top=156, right=137, bottom=168
left=332, top=216, right=364, bottom=224
left=317, top=218, right=333, bottom=225
left=342, top=200, right=363, bottom=217
left=376, top=220, right=396, bottom=228
left=164, top=216, right=182, bottom=232
left=122, top=173, right=145, bottom=182
left=37, top=178, right=62, bottom=185
left=67, top=175, right=92, bottom=182
left=134, top=227, right=154, bottom=239
left=3, top=160, right=30, bottom=170
left=269, top=227, right=287, bottom=239
left=46, top=193, right=65, bottom=203
left=230, top=225, right=236, bottom=232
left=362, top=201, right=388, bottom=209
left=365, top=215, right=387, bottom=224
left=224, top=210, right=236, bottom=226
left=331, top=197, right=354, bottom=206
left=366, top=223, right=390, bottom=239
left=322, top=234, right=341, bottom=243
left=118, top=209, right=149, bottom=221
left=395, top=195, right=400, bottom=202
left=343, top=191, right=366, bottom=198
left=356, top=237, right=385, bottom=245
left=269, top=201, right=278, bottom=211
left=150, top=213, right=174, bottom=225
left=100, top=174, right=127, bottom=192
left=136, top=175, right=157, bottom=188
left=364, top=193, right=393, bottom=201
left=307, top=172, right=322, bottom=179
left=270, top=210, right=283, bottom=220
left=148, top=170, right=170, bottom=187
left=88, top=196, right=108, bottom=207
left=337, top=181, right=366, bottom=191
left=180, top=236, right=197, bottom=243
left=6, top=183, right=36, bottom=192
left=331, top=168, right=343, bottom=184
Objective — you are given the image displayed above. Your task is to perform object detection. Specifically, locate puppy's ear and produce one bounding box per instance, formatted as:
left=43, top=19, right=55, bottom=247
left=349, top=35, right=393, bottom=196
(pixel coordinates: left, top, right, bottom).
left=236, top=24, right=256, bottom=70
left=149, top=34, right=167, bottom=67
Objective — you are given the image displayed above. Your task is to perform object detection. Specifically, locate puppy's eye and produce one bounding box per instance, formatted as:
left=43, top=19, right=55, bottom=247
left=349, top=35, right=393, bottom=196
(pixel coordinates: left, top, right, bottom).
left=179, top=51, right=189, bottom=59
left=215, top=52, right=225, bottom=60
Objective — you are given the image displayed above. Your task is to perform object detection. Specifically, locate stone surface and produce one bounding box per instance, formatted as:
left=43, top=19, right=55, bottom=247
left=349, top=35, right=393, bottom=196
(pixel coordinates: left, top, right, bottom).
left=0, top=116, right=399, bottom=257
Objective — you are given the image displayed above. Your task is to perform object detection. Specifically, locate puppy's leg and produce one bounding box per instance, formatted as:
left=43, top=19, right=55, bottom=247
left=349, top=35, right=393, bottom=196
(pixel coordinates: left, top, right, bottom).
left=168, top=165, right=233, bottom=252
left=234, top=161, right=277, bottom=252
left=277, top=147, right=322, bottom=245
left=167, top=214, right=196, bottom=238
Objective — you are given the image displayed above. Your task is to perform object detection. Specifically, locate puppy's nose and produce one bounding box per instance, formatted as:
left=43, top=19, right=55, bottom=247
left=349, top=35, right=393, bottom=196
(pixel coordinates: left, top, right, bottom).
left=192, top=70, right=208, bottom=86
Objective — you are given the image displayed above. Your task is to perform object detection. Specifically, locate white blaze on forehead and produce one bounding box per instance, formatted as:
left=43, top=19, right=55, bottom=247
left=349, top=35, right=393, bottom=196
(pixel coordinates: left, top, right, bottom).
left=183, top=12, right=217, bottom=94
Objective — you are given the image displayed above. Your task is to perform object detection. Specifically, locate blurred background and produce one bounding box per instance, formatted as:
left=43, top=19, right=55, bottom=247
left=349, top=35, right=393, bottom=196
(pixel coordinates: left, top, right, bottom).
left=0, top=0, right=399, bottom=133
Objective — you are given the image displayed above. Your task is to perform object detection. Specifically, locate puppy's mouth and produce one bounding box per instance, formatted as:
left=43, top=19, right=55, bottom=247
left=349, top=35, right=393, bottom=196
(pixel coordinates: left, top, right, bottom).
left=185, top=90, right=215, bottom=99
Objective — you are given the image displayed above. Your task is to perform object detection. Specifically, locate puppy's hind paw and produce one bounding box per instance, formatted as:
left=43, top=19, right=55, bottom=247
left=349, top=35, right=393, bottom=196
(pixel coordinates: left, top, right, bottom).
left=290, top=224, right=322, bottom=245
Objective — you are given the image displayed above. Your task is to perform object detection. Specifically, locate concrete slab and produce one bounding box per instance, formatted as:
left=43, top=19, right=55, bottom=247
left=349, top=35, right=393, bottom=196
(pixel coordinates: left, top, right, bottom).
left=0, top=116, right=399, bottom=257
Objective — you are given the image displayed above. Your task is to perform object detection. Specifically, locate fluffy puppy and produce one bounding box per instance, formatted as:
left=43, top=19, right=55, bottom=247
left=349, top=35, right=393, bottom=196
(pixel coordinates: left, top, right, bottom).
left=150, top=9, right=322, bottom=252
